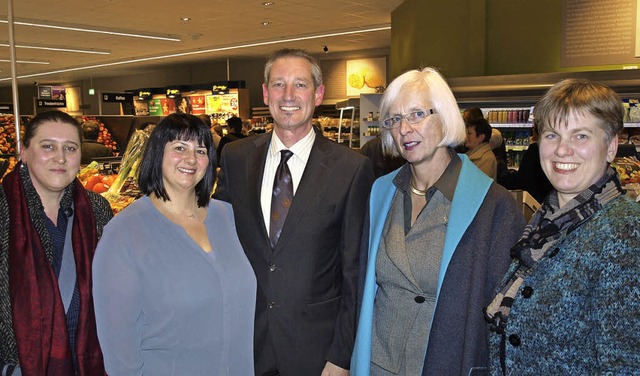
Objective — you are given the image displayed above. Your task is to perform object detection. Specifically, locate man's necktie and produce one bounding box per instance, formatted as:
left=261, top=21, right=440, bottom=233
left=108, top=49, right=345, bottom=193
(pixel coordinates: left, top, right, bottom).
left=270, top=149, right=294, bottom=248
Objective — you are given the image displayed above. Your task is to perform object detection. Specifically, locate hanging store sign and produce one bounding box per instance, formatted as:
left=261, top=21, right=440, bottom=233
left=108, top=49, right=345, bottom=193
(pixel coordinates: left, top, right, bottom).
left=137, top=90, right=152, bottom=100
left=102, top=93, right=134, bottom=103
left=37, top=85, right=67, bottom=107
left=0, top=103, right=13, bottom=113
left=166, top=88, right=180, bottom=97
left=37, top=99, right=66, bottom=107
left=38, top=86, right=52, bottom=99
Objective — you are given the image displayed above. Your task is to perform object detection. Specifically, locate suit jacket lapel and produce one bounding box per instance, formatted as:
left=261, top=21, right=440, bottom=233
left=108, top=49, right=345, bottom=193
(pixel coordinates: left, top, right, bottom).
left=246, top=133, right=272, bottom=251
left=272, top=132, right=334, bottom=255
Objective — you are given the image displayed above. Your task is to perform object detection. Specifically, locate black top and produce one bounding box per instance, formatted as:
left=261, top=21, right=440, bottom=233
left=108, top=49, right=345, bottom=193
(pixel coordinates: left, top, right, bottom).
left=81, top=141, right=111, bottom=165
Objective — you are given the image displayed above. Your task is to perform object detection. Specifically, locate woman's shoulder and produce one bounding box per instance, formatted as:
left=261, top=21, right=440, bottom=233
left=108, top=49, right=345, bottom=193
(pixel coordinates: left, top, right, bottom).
left=86, top=190, right=113, bottom=218
left=102, top=196, right=154, bottom=229
left=208, top=198, right=235, bottom=218
left=597, top=195, right=640, bottom=227
left=569, top=195, right=640, bottom=255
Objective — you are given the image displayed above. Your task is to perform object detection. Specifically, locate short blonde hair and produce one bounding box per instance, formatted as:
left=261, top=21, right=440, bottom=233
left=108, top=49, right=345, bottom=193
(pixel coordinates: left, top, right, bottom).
left=534, top=78, right=624, bottom=144
left=379, top=67, right=466, bottom=156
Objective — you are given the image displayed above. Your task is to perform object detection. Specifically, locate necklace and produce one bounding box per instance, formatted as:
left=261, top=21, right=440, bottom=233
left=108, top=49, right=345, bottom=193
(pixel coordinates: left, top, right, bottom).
left=410, top=180, right=427, bottom=196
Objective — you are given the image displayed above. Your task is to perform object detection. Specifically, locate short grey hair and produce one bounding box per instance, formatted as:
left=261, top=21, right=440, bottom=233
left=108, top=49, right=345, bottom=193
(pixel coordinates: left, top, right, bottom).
left=533, top=78, right=624, bottom=144
left=264, top=48, right=323, bottom=89
left=379, top=67, right=466, bottom=157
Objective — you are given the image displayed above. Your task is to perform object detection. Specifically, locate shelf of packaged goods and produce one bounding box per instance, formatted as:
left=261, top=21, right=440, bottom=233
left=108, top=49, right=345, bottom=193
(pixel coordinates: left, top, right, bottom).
left=494, top=122, right=640, bottom=128
left=491, top=122, right=533, bottom=128
left=506, top=145, right=529, bottom=152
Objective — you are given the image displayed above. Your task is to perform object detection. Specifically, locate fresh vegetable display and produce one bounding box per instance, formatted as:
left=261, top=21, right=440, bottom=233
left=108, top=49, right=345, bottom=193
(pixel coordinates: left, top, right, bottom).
left=0, top=156, right=17, bottom=183
left=0, top=115, right=26, bottom=155
left=77, top=161, right=134, bottom=214
left=97, top=124, right=154, bottom=214
left=612, top=156, right=640, bottom=202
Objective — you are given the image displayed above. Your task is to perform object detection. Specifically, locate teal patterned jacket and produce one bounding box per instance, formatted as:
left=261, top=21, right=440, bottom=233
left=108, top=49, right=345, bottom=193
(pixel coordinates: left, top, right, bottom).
left=489, top=195, right=640, bottom=375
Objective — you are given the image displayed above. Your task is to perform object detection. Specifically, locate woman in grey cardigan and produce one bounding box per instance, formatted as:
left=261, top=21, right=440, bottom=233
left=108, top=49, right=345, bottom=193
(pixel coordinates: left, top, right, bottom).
left=485, top=78, right=640, bottom=375
left=93, top=113, right=256, bottom=375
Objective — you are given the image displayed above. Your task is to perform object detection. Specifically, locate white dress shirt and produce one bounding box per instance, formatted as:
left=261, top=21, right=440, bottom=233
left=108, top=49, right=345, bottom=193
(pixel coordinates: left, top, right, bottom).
left=260, top=128, right=316, bottom=233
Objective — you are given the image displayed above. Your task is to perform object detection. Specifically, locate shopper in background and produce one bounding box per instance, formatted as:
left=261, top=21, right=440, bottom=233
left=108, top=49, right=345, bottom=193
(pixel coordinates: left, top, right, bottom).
left=243, top=119, right=255, bottom=136
left=216, top=115, right=246, bottom=162
left=507, top=126, right=553, bottom=203
left=462, top=107, right=485, bottom=123
left=80, top=120, right=111, bottom=164
left=198, top=114, right=222, bottom=152
left=488, top=128, right=510, bottom=186
left=485, top=78, right=640, bottom=375
left=351, top=68, right=525, bottom=376
left=0, top=110, right=113, bottom=375
left=214, top=48, right=374, bottom=376
left=93, top=113, right=256, bottom=375
left=465, top=116, right=498, bottom=179
left=360, top=135, right=405, bottom=178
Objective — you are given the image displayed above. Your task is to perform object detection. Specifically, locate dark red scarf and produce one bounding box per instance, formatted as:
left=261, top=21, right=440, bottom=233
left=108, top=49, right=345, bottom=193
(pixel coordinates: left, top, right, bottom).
left=3, top=164, right=105, bottom=375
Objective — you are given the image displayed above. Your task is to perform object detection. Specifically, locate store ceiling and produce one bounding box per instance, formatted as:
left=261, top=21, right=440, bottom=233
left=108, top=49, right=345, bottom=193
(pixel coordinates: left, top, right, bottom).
left=0, top=0, right=403, bottom=86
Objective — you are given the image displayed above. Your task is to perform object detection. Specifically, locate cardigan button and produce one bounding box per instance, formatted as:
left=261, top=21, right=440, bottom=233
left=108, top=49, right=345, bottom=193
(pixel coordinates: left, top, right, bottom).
left=269, top=264, right=276, bottom=272
left=508, top=334, right=521, bottom=347
left=414, top=296, right=426, bottom=304
left=268, top=302, right=275, bottom=309
left=521, top=286, right=534, bottom=298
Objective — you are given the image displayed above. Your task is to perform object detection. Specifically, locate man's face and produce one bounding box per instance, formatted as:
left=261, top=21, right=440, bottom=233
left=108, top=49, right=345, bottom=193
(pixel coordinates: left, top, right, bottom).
left=262, top=56, right=324, bottom=134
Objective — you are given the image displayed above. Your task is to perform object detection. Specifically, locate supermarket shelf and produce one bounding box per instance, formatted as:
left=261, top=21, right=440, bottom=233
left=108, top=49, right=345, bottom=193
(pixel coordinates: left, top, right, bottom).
left=491, top=122, right=533, bottom=128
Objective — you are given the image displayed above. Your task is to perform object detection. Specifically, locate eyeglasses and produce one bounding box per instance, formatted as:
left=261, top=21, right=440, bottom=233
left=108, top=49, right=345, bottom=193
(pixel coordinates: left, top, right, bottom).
left=381, top=108, right=436, bottom=129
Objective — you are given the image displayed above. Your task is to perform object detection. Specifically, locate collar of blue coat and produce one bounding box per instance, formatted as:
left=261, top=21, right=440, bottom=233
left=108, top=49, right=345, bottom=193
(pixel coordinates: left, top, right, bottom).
left=351, top=153, right=492, bottom=375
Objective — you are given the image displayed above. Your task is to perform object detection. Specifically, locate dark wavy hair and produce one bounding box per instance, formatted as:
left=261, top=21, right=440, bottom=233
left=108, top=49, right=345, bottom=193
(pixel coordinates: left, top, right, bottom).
left=24, top=110, right=81, bottom=148
left=465, top=116, right=492, bottom=143
left=137, top=113, right=216, bottom=207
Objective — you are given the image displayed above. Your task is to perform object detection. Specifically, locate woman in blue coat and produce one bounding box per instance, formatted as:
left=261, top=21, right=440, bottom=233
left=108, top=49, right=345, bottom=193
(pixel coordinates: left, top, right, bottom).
left=485, top=79, right=640, bottom=375
left=351, top=68, right=525, bottom=376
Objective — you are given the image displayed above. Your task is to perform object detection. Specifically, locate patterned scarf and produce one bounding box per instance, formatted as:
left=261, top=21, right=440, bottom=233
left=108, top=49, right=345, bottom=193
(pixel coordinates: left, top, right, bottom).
left=485, top=166, right=624, bottom=333
left=3, top=162, right=105, bottom=376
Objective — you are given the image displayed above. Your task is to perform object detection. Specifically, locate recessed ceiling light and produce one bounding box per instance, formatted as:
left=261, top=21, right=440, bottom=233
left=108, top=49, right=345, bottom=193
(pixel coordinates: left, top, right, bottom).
left=180, top=17, right=191, bottom=22
left=262, top=2, right=275, bottom=6
left=261, top=21, right=273, bottom=26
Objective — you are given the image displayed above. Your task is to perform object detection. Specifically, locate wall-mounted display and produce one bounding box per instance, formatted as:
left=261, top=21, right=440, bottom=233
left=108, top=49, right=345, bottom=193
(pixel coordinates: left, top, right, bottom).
left=346, top=57, right=386, bottom=97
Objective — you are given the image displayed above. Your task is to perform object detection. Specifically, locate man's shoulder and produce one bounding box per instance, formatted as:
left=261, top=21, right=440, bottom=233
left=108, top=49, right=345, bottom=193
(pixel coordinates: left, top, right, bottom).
left=224, top=132, right=269, bottom=153
left=315, top=136, right=369, bottom=162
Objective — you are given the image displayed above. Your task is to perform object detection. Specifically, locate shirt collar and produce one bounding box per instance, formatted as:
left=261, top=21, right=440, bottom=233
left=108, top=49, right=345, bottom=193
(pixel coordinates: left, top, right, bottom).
left=269, top=127, right=316, bottom=163
left=393, top=148, right=461, bottom=202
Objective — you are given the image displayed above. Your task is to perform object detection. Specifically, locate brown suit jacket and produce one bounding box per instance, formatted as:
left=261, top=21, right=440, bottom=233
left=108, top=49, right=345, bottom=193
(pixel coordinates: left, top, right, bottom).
left=214, top=129, right=374, bottom=375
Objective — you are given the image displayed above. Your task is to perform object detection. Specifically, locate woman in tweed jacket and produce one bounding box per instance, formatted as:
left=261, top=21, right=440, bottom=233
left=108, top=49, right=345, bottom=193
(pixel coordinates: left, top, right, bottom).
left=485, top=79, right=640, bottom=375
left=0, top=111, right=113, bottom=376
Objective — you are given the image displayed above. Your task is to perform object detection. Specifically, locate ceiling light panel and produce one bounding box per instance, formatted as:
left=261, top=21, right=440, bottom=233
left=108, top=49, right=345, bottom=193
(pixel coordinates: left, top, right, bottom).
left=0, top=0, right=403, bottom=82
left=0, top=18, right=181, bottom=42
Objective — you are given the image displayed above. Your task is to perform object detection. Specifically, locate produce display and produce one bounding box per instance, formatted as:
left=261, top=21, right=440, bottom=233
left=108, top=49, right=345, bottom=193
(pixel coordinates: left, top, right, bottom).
left=98, top=124, right=154, bottom=214
left=0, top=156, right=17, bottom=183
left=612, top=156, right=640, bottom=202
left=0, top=115, right=26, bottom=155
left=77, top=116, right=118, bottom=151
